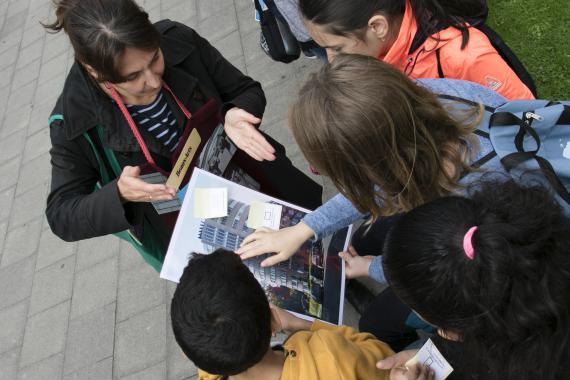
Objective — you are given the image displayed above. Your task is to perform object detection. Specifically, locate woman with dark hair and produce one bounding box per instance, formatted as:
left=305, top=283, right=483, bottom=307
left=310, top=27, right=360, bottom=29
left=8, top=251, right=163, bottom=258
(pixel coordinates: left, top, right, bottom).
left=298, top=0, right=534, bottom=100
left=45, top=0, right=322, bottom=270
left=377, top=179, right=570, bottom=379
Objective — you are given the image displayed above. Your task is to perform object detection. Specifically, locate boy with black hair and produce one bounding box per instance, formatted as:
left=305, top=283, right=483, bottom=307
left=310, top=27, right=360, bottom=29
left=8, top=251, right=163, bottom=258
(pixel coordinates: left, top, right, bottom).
left=171, top=249, right=393, bottom=380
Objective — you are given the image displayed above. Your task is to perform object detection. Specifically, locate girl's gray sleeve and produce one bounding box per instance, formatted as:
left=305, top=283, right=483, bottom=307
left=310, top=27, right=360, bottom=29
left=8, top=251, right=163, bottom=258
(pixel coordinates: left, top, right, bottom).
left=302, top=192, right=366, bottom=239
left=368, top=255, right=387, bottom=283
left=416, top=78, right=507, bottom=107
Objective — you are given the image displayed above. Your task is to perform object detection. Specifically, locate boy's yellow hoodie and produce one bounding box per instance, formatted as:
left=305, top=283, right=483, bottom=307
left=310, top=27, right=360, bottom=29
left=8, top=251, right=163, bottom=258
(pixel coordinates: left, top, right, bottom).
left=198, top=320, right=393, bottom=380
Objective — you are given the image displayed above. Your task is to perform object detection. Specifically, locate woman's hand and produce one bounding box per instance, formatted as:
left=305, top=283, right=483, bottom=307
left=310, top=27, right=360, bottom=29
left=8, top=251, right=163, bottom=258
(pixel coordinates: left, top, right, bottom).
left=117, top=166, right=176, bottom=203
left=236, top=222, right=315, bottom=267
left=339, top=246, right=373, bottom=279
left=270, top=304, right=312, bottom=334
left=377, top=350, right=434, bottom=380
left=224, top=107, right=276, bottom=161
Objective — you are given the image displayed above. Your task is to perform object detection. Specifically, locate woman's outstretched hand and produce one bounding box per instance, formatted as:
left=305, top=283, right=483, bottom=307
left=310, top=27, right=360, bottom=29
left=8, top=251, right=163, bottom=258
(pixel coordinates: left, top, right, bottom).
left=224, top=107, right=276, bottom=161
left=117, top=166, right=176, bottom=203
left=236, top=222, right=315, bottom=267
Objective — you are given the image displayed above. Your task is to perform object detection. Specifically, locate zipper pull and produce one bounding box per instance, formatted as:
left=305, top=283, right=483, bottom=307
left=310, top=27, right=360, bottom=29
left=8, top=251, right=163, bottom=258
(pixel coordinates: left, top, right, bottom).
left=525, top=112, right=544, bottom=121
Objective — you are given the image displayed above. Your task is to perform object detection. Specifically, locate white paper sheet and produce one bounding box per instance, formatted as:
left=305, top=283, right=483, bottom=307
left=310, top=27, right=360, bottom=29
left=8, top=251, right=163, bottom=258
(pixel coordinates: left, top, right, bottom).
left=406, top=338, right=453, bottom=380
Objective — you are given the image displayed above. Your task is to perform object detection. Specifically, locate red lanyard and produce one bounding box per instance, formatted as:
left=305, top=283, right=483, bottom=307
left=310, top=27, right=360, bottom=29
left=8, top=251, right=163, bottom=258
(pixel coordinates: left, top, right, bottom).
left=105, top=81, right=192, bottom=166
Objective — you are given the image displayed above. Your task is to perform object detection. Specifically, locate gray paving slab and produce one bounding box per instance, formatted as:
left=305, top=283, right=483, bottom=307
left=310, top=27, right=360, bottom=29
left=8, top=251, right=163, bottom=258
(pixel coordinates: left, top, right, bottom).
left=0, top=156, right=20, bottom=192
left=36, top=228, right=76, bottom=271
left=0, top=350, right=19, bottom=380
left=0, top=65, right=14, bottom=89
left=6, top=0, right=30, bottom=18
left=0, top=221, right=7, bottom=263
left=0, top=217, right=41, bottom=267
left=20, top=23, right=45, bottom=49
left=1, top=103, right=32, bottom=139
left=37, top=54, right=68, bottom=87
left=32, top=73, right=63, bottom=108
left=15, top=38, right=43, bottom=71
left=63, top=303, right=115, bottom=375
left=6, top=79, right=36, bottom=115
left=27, top=100, right=52, bottom=136
left=118, top=240, right=148, bottom=272
left=12, top=58, right=41, bottom=90
left=0, top=255, right=35, bottom=310
left=76, top=235, right=120, bottom=272
left=0, top=128, right=26, bottom=164
left=16, top=152, right=51, bottom=195
left=161, top=0, right=197, bottom=24
left=0, top=301, right=27, bottom=355
left=3, top=12, right=27, bottom=38
left=19, top=300, right=69, bottom=368
left=197, top=9, right=238, bottom=43
left=165, top=302, right=198, bottom=380
left=70, top=257, right=118, bottom=319
left=117, top=260, right=165, bottom=322
left=115, top=304, right=167, bottom=378
left=22, top=129, right=50, bottom=164
left=29, top=254, right=75, bottom=316
left=41, top=33, right=69, bottom=65
left=17, top=353, right=63, bottom=380
left=61, top=358, right=113, bottom=380
left=121, top=361, right=166, bottom=380
left=0, top=186, right=14, bottom=222
left=9, top=184, right=47, bottom=228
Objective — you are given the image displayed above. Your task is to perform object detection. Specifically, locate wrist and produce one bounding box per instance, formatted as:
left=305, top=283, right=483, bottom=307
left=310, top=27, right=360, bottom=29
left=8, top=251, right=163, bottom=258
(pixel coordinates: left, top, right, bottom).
left=116, top=179, right=127, bottom=204
left=295, top=221, right=316, bottom=242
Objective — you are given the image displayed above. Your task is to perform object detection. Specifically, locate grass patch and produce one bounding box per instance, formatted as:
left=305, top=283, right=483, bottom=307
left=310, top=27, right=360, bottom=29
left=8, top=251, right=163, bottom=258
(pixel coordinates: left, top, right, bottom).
left=487, top=0, right=569, bottom=99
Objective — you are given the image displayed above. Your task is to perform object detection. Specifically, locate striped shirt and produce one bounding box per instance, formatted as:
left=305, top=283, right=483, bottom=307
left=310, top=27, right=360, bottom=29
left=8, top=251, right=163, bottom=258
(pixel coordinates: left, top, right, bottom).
left=126, top=91, right=180, bottom=152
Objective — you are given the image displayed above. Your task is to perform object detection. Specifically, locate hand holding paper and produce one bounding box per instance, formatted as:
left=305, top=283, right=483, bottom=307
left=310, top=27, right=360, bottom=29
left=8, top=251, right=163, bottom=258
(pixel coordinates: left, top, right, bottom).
left=404, top=339, right=453, bottom=380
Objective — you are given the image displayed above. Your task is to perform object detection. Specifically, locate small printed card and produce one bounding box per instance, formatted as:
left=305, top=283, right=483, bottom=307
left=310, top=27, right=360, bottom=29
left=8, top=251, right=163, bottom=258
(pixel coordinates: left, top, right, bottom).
left=193, top=188, right=228, bottom=219
left=140, top=172, right=182, bottom=215
left=247, top=201, right=282, bottom=230
left=406, top=339, right=453, bottom=380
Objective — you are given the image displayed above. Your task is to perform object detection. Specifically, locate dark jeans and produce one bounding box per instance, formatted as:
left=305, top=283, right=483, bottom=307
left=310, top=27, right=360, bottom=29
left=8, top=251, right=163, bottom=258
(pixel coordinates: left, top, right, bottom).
left=351, top=214, right=403, bottom=256
left=350, top=214, right=419, bottom=351
left=359, top=287, right=418, bottom=352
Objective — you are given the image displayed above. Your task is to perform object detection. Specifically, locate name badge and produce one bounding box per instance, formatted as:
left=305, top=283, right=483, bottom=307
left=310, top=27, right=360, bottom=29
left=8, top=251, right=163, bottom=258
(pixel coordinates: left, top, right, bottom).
left=166, top=128, right=201, bottom=190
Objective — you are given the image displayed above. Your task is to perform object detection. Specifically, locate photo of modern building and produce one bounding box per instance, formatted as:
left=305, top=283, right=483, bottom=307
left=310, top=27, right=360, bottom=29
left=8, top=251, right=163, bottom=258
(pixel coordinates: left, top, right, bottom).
left=197, top=199, right=325, bottom=317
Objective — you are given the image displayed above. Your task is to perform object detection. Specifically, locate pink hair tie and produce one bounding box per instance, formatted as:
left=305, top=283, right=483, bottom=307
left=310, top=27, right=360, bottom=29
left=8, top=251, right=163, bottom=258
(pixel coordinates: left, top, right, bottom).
left=463, top=226, right=478, bottom=260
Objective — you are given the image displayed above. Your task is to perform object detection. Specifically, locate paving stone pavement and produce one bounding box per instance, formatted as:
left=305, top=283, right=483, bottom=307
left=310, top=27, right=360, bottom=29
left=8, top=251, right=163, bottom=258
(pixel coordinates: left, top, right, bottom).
left=0, top=0, right=362, bottom=379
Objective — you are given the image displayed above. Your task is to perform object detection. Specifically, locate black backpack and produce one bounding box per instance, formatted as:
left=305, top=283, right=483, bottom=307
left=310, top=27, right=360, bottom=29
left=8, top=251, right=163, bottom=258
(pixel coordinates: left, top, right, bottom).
left=254, top=0, right=301, bottom=63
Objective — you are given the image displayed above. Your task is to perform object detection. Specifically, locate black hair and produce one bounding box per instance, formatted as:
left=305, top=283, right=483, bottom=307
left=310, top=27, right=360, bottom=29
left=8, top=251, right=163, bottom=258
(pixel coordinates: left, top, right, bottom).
left=43, top=0, right=161, bottom=83
left=383, top=179, right=570, bottom=379
left=299, top=0, right=487, bottom=49
left=170, top=249, right=272, bottom=376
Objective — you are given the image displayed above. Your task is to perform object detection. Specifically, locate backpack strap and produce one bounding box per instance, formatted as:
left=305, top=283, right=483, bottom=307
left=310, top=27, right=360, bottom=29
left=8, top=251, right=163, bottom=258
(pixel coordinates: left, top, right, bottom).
left=435, top=49, right=445, bottom=78
left=490, top=110, right=570, bottom=204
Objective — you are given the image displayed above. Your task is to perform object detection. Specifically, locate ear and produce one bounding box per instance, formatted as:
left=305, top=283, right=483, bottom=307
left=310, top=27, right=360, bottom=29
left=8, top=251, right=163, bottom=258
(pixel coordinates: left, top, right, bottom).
left=81, top=62, right=101, bottom=81
left=368, top=14, right=390, bottom=41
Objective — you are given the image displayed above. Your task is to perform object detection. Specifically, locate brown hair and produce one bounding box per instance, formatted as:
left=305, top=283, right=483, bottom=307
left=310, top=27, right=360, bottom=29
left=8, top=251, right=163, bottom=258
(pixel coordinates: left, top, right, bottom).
left=289, top=54, right=480, bottom=218
left=43, top=0, right=161, bottom=83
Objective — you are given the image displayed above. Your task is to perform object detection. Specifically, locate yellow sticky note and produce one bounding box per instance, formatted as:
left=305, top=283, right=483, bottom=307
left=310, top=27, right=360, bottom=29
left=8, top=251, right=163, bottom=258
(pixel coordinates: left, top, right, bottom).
left=247, top=201, right=282, bottom=230
left=193, top=188, right=228, bottom=219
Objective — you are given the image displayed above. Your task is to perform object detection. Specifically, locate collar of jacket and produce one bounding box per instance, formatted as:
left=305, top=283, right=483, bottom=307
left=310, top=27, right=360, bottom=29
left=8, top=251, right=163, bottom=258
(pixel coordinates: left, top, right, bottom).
left=381, top=0, right=462, bottom=72
left=59, top=25, right=200, bottom=154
